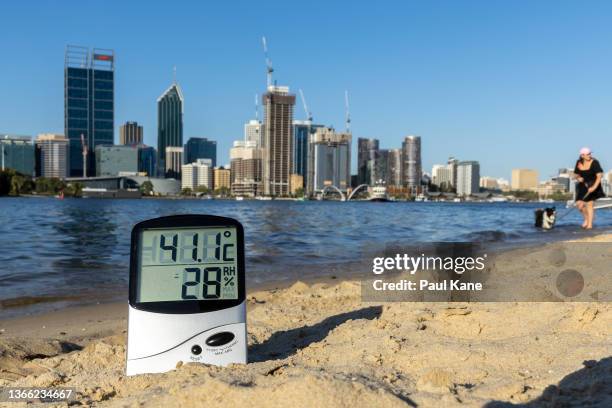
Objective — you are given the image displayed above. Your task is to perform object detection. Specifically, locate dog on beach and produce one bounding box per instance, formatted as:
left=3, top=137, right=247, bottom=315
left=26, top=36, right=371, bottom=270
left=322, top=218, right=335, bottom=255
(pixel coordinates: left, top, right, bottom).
left=534, top=207, right=556, bottom=230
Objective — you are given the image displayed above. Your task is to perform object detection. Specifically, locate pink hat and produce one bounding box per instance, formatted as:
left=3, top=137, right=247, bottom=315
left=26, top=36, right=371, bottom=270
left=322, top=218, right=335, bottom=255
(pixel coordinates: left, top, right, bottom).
left=580, top=147, right=591, bottom=155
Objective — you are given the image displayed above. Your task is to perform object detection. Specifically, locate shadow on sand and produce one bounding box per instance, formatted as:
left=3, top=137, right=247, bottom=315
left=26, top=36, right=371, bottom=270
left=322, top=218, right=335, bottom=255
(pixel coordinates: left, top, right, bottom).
left=484, top=357, right=612, bottom=407
left=248, top=305, right=383, bottom=363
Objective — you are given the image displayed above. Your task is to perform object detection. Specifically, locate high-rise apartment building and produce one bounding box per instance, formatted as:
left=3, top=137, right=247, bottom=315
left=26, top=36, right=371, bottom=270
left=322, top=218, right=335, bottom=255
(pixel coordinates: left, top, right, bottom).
left=181, top=159, right=213, bottom=191
left=447, top=157, right=459, bottom=188
left=307, top=127, right=351, bottom=195
left=214, top=167, right=231, bottom=191
left=165, top=146, right=183, bottom=179
left=120, top=121, right=143, bottom=145
left=357, top=138, right=379, bottom=186
left=64, top=46, right=114, bottom=177
left=511, top=169, right=539, bottom=190
left=402, top=135, right=422, bottom=193
left=457, top=161, right=480, bottom=196
left=386, top=148, right=403, bottom=187
left=230, top=140, right=263, bottom=197
left=432, top=164, right=453, bottom=188
left=262, top=86, right=295, bottom=196
left=35, top=134, right=68, bottom=178
left=184, top=137, right=216, bottom=167
left=157, top=81, right=184, bottom=177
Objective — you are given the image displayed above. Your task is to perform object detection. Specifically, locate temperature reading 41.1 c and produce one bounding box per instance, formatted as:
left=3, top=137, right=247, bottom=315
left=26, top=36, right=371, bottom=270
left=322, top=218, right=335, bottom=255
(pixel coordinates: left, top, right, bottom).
left=141, top=230, right=235, bottom=265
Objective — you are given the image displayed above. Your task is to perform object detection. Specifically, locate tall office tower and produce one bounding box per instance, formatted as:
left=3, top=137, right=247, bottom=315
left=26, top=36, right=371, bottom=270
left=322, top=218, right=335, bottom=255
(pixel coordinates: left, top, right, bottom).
left=447, top=157, right=459, bottom=188
left=138, top=145, right=156, bottom=177
left=401, top=135, right=422, bottom=194
left=35, top=134, right=68, bottom=178
left=244, top=119, right=263, bottom=146
left=262, top=86, right=296, bottom=196
left=230, top=140, right=263, bottom=197
left=120, top=121, right=143, bottom=145
left=157, top=81, right=184, bottom=177
left=511, top=169, right=539, bottom=190
left=307, top=127, right=351, bottom=195
left=456, top=161, right=480, bottom=196
left=293, top=120, right=323, bottom=189
left=357, top=138, right=379, bottom=186
left=386, top=148, right=403, bottom=187
left=431, top=164, right=453, bottom=189
left=181, top=158, right=213, bottom=191
left=184, top=137, right=217, bottom=166
left=165, top=146, right=183, bottom=179
left=64, top=46, right=114, bottom=177
left=0, top=134, right=35, bottom=175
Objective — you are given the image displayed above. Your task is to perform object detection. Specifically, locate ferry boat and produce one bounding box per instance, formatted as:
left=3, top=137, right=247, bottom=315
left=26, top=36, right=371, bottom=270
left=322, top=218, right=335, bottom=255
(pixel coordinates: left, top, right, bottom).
left=369, top=182, right=389, bottom=202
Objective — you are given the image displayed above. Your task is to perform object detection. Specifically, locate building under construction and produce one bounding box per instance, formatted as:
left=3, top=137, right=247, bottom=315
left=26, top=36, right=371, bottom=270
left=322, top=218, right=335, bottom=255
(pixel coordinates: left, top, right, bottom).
left=64, top=45, right=114, bottom=177
left=262, top=86, right=295, bottom=196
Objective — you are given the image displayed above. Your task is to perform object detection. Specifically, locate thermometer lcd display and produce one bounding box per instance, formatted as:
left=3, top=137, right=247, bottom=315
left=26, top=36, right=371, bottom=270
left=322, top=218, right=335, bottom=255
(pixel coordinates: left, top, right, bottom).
left=137, top=227, right=238, bottom=302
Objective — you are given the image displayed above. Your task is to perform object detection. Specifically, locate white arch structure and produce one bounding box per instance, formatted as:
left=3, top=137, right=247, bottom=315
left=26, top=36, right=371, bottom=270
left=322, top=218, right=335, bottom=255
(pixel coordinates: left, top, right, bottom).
left=347, top=184, right=369, bottom=201
left=320, top=185, right=346, bottom=201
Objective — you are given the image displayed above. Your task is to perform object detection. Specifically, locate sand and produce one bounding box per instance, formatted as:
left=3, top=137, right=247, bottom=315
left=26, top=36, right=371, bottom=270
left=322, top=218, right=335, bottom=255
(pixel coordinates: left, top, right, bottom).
left=0, top=237, right=611, bottom=407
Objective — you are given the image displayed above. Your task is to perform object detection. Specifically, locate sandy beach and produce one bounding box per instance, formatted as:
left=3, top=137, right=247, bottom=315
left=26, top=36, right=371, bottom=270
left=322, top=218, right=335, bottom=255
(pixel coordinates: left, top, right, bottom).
left=1, top=236, right=611, bottom=407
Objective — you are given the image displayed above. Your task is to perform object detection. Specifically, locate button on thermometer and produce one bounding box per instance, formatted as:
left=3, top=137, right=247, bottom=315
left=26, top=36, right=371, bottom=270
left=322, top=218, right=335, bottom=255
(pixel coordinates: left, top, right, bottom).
left=126, top=215, right=247, bottom=376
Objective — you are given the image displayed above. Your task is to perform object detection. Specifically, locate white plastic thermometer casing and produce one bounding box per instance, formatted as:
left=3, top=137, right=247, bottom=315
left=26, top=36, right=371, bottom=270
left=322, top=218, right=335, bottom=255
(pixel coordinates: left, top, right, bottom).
left=126, top=215, right=247, bottom=376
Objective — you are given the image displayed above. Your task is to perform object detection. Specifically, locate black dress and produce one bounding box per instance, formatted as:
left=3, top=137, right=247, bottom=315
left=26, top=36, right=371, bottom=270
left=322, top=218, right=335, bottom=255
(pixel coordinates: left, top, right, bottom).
left=574, top=158, right=605, bottom=201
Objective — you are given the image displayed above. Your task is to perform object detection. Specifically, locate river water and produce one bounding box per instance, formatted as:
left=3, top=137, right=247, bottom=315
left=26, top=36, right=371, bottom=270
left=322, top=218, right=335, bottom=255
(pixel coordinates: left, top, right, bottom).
left=1, top=197, right=610, bottom=316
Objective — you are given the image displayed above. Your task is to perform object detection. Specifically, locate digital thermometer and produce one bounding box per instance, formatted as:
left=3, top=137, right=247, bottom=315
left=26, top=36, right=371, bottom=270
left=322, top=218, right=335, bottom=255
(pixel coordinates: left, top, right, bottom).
left=126, top=214, right=247, bottom=376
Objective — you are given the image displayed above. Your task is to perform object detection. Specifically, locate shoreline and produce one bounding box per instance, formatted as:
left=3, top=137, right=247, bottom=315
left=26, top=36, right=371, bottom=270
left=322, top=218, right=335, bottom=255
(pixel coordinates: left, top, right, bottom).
left=0, top=234, right=610, bottom=406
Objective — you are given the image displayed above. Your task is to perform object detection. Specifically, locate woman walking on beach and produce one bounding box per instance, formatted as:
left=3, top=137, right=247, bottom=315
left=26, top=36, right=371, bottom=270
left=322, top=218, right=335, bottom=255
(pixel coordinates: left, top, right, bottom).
left=574, top=147, right=605, bottom=229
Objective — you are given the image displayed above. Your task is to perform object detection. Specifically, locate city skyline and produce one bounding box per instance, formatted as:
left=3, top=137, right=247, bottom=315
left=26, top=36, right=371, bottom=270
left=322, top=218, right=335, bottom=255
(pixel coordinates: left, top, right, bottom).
left=2, top=1, right=612, bottom=179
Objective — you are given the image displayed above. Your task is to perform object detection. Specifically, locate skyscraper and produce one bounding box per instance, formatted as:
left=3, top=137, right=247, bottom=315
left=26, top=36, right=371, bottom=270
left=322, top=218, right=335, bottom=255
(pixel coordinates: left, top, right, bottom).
left=120, top=121, right=143, bottom=145
left=357, top=138, right=379, bottom=186
left=457, top=161, right=480, bottom=196
left=64, top=46, right=114, bottom=177
left=386, top=148, right=402, bottom=187
left=35, top=134, right=68, bottom=178
left=402, top=135, right=422, bottom=194
left=184, top=137, right=217, bottom=166
left=307, top=127, right=351, bottom=195
left=262, top=86, right=295, bottom=196
left=293, top=120, right=323, bottom=189
left=157, top=81, right=184, bottom=177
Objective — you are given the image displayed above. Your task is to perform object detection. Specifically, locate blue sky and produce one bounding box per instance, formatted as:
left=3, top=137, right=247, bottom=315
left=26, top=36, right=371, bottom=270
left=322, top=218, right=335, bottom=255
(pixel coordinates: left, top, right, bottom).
left=1, top=0, right=612, bottom=179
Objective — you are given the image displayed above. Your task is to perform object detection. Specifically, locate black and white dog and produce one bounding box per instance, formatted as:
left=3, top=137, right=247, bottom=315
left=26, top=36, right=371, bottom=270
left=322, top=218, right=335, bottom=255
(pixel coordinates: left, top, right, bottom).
left=534, top=207, right=556, bottom=230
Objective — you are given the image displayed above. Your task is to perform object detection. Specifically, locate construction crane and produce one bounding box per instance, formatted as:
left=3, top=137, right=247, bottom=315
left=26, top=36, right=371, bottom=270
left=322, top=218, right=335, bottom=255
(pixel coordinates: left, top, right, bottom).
left=298, top=89, right=313, bottom=123
left=262, top=36, right=274, bottom=88
left=80, top=133, right=88, bottom=178
left=344, top=90, right=351, bottom=133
